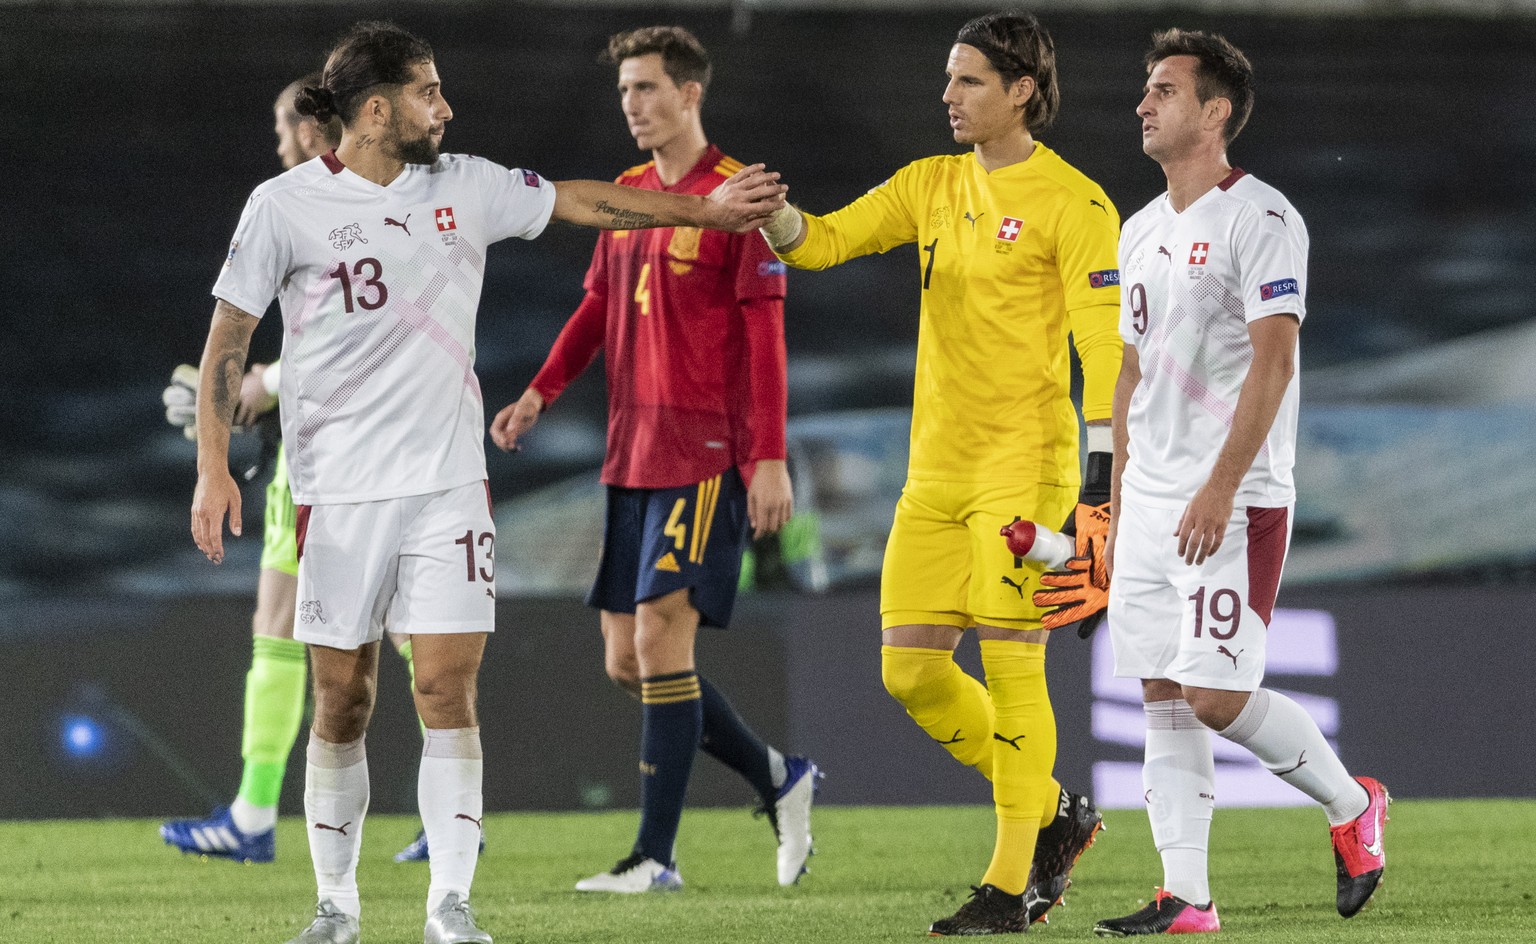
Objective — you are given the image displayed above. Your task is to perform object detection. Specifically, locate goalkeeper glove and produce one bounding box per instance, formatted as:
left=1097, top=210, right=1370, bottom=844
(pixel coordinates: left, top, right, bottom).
left=1032, top=501, right=1110, bottom=632
left=1046, top=437, right=1113, bottom=637
left=161, top=363, right=200, bottom=440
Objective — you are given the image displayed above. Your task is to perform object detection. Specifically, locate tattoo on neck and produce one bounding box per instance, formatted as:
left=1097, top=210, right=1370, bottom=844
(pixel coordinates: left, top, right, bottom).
left=594, top=200, right=660, bottom=230
left=356, top=134, right=375, bottom=150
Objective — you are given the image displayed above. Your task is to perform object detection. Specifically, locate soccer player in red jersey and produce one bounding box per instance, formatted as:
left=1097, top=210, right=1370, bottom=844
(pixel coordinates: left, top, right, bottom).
left=492, top=26, right=820, bottom=892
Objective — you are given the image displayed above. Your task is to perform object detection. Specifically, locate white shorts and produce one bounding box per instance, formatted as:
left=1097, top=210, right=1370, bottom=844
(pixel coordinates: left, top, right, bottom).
left=1107, top=498, right=1291, bottom=691
left=293, top=480, right=497, bottom=649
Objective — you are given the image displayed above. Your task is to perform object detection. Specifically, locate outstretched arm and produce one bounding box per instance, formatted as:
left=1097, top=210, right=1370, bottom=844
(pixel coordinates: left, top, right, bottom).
left=192, top=299, right=260, bottom=563
left=552, top=165, right=785, bottom=233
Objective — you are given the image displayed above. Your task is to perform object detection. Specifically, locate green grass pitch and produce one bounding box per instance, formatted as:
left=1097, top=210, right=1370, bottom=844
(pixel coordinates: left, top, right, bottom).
left=4, top=800, right=1534, bottom=942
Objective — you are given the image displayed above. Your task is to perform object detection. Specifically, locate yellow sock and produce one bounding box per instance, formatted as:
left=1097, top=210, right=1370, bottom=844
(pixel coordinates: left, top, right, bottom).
left=1040, top=775, right=1064, bottom=827
left=978, top=639, right=1056, bottom=894
left=881, top=645, right=995, bottom=779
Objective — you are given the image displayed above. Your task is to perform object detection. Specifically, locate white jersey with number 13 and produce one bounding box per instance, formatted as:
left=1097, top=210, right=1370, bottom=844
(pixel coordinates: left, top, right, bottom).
left=213, top=152, right=556, bottom=505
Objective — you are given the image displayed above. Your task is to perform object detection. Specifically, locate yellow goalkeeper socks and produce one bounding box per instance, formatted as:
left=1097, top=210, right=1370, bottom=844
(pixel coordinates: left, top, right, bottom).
left=978, top=639, right=1056, bottom=895
left=881, top=645, right=995, bottom=779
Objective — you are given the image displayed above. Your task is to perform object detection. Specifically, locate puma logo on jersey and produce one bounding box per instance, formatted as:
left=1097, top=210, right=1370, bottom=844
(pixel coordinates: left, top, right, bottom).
left=964, top=211, right=984, bottom=228
left=314, top=821, right=350, bottom=836
left=329, top=223, right=368, bottom=250
left=1000, top=575, right=1027, bottom=598
left=1217, top=645, right=1244, bottom=669
left=993, top=732, right=1026, bottom=750
left=1089, top=199, right=1107, bottom=214
left=485, top=588, right=496, bottom=599
left=454, top=813, right=483, bottom=829
left=1158, top=245, right=1173, bottom=260
left=936, top=729, right=965, bottom=745
left=385, top=214, right=412, bottom=235
left=1266, top=209, right=1288, bottom=226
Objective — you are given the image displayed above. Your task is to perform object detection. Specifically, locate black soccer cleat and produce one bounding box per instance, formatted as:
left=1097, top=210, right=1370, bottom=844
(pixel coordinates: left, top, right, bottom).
left=1022, top=788, right=1104, bottom=924
left=1093, top=889, right=1220, bottom=937
left=929, top=884, right=1029, bottom=936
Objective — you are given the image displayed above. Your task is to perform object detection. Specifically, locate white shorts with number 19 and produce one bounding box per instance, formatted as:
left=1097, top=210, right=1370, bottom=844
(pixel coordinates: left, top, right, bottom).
left=1107, top=498, right=1292, bottom=692
left=293, top=480, right=497, bottom=649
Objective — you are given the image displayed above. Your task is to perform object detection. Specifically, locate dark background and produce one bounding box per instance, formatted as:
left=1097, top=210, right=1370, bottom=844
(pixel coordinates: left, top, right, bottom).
left=1, top=2, right=1533, bottom=815
left=3, top=3, right=1533, bottom=599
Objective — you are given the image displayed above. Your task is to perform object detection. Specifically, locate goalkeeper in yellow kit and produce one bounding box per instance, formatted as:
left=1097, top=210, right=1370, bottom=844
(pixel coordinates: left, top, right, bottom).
left=733, top=11, right=1124, bottom=934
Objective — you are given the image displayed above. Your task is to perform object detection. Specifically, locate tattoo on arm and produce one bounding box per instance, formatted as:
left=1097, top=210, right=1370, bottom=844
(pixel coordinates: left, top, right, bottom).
left=593, top=200, right=660, bottom=230
left=206, top=301, right=258, bottom=432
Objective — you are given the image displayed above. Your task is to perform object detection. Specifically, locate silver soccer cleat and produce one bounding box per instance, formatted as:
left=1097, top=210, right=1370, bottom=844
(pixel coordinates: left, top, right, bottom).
left=424, top=892, right=492, bottom=944
left=285, top=900, right=359, bottom=944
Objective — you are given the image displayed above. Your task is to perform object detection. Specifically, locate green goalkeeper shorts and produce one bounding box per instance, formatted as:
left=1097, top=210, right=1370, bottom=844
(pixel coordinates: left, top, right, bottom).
left=260, top=444, right=299, bottom=576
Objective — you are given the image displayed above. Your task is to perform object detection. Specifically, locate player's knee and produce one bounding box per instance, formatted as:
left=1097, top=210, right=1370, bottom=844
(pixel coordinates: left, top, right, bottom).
left=413, top=671, right=478, bottom=727
left=251, top=609, right=295, bottom=640
left=313, top=679, right=375, bottom=742
left=1182, top=686, right=1245, bottom=731
left=881, top=646, right=949, bottom=707
left=604, top=656, right=641, bottom=697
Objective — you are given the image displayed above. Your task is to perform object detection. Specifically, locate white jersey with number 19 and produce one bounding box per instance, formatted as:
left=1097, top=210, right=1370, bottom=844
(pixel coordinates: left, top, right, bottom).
left=1117, top=169, right=1308, bottom=510
left=213, top=151, right=556, bottom=505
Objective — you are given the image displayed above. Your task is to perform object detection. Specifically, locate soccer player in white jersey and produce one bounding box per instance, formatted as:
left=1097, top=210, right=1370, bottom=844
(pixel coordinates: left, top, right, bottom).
left=188, top=21, right=785, bottom=944
left=1092, top=29, right=1389, bottom=936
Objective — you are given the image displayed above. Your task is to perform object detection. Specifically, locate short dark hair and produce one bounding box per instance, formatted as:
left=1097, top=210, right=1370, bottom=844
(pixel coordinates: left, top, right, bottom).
left=1145, top=28, right=1255, bottom=145
left=603, top=26, right=712, bottom=96
left=295, top=21, right=434, bottom=126
left=955, top=10, right=1059, bottom=134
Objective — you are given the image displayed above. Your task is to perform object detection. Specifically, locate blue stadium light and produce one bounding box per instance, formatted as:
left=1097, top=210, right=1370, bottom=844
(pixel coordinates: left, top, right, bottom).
left=60, top=714, right=106, bottom=759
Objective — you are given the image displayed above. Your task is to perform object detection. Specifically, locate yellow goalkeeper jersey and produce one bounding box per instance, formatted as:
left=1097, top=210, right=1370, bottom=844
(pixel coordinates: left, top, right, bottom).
left=779, top=145, right=1122, bottom=487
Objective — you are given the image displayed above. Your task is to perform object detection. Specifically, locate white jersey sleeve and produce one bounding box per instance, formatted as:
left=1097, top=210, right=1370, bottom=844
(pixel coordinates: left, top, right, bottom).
left=475, top=160, right=556, bottom=243
left=213, top=186, right=291, bottom=318
left=1234, top=198, right=1308, bottom=325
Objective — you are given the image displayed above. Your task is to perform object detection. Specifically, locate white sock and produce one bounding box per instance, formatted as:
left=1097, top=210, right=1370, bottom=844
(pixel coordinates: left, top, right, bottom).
left=1143, top=699, right=1214, bottom=906
left=305, top=732, right=368, bottom=920
left=229, top=796, right=276, bottom=834
left=420, top=727, right=484, bottom=914
left=768, top=748, right=788, bottom=790
left=1218, top=689, right=1368, bottom=826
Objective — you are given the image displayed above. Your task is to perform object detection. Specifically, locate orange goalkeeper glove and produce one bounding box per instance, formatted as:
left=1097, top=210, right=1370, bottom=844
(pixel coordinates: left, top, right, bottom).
left=1032, top=501, right=1110, bottom=633
left=1035, top=444, right=1113, bottom=636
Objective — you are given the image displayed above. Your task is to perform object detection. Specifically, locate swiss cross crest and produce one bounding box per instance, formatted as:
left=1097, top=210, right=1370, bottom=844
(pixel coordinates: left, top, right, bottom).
left=435, top=207, right=457, bottom=232
left=1189, top=242, right=1210, bottom=265
left=996, top=216, right=1024, bottom=242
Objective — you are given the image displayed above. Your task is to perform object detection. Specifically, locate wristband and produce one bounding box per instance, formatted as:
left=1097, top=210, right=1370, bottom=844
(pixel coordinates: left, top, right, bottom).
left=761, top=205, right=804, bottom=250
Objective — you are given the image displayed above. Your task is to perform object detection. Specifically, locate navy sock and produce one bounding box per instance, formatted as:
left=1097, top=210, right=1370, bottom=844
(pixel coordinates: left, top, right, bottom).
left=698, top=675, right=777, bottom=802
left=635, top=671, right=702, bottom=865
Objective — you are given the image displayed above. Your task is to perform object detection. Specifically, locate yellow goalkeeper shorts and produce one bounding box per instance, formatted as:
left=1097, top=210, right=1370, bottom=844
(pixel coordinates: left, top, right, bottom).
left=881, top=477, right=1075, bottom=631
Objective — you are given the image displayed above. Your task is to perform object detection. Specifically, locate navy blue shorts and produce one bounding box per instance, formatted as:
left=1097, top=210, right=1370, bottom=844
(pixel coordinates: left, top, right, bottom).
left=587, top=468, right=750, bottom=628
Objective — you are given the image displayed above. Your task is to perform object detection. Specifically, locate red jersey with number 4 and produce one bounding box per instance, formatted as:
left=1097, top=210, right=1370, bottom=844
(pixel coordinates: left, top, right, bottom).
left=530, top=145, right=789, bottom=489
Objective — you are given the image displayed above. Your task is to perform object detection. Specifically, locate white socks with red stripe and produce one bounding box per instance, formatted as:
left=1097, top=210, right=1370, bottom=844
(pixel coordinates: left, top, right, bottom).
left=305, top=733, right=369, bottom=919
left=1143, top=699, right=1215, bottom=906
left=1217, top=688, right=1368, bottom=826
left=419, top=726, right=484, bottom=914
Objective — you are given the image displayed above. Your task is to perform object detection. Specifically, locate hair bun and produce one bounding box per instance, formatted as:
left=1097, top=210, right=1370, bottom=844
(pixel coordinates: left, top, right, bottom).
left=294, top=85, right=338, bottom=124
